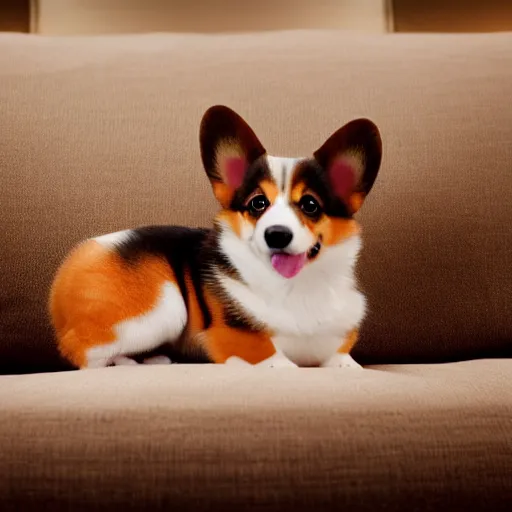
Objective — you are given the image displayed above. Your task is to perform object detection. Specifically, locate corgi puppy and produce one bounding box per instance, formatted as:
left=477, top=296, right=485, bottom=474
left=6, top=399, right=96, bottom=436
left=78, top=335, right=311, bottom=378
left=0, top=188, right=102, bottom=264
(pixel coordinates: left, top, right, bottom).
left=49, top=105, right=381, bottom=369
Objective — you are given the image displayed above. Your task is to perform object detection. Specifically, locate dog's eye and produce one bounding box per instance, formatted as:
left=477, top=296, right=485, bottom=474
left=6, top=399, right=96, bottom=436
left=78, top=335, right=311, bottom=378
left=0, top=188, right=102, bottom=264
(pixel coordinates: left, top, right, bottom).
left=248, top=195, right=270, bottom=216
left=299, top=195, right=321, bottom=217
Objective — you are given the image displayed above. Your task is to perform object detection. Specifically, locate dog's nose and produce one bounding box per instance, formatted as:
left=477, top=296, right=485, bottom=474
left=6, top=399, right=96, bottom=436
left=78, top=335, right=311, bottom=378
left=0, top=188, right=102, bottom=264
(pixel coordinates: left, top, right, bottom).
left=264, top=225, right=293, bottom=250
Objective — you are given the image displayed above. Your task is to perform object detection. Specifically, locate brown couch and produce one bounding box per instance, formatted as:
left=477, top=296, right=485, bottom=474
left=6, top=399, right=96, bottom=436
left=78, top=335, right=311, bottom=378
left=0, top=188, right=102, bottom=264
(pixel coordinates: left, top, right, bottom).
left=0, top=31, right=511, bottom=511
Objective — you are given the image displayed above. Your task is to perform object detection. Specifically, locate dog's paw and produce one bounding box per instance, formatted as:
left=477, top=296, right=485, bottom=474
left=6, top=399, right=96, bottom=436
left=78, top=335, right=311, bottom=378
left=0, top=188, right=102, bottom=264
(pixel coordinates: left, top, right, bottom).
left=225, top=353, right=297, bottom=368
left=321, top=353, right=363, bottom=370
left=143, top=355, right=172, bottom=365
left=257, top=353, right=298, bottom=368
left=112, top=356, right=139, bottom=366
left=225, top=356, right=252, bottom=366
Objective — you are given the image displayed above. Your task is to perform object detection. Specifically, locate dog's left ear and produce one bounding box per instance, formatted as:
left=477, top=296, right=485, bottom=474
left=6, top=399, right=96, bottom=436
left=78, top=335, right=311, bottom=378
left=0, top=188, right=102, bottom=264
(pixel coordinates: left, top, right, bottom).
left=314, top=119, right=382, bottom=213
left=200, top=105, right=266, bottom=207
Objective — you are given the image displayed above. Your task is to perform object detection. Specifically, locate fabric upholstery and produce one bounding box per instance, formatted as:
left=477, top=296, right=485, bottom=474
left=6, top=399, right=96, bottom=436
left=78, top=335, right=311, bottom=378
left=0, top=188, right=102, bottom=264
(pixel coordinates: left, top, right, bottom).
left=0, top=32, right=511, bottom=373
left=0, top=360, right=511, bottom=511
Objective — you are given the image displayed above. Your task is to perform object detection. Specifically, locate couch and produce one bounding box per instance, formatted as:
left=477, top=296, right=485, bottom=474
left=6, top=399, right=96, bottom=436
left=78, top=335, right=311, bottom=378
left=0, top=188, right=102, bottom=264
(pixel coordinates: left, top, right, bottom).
left=0, top=30, right=511, bottom=511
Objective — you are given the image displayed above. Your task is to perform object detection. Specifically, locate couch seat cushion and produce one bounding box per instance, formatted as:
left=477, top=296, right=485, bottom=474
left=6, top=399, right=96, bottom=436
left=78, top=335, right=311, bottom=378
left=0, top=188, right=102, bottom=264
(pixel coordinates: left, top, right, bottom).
left=0, top=359, right=511, bottom=511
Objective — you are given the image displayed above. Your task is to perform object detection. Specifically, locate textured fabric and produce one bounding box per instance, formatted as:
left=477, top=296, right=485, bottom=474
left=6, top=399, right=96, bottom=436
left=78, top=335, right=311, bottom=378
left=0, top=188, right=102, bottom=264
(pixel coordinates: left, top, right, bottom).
left=0, top=32, right=511, bottom=373
left=0, top=360, right=511, bottom=511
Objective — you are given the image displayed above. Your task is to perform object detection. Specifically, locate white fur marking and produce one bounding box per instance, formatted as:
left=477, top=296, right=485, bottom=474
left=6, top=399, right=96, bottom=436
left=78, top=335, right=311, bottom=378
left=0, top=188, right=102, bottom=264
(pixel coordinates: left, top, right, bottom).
left=225, top=356, right=251, bottom=366
left=143, top=355, right=172, bottom=365
left=94, top=229, right=133, bottom=249
left=266, top=155, right=302, bottom=195
left=112, top=356, right=139, bottom=366
left=322, top=353, right=363, bottom=370
left=256, top=350, right=298, bottom=368
left=85, top=281, right=187, bottom=368
left=225, top=352, right=298, bottom=368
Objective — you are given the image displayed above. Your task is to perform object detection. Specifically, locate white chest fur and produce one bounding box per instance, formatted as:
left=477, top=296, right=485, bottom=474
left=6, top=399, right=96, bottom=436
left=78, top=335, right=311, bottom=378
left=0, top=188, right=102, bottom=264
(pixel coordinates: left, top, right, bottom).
left=218, top=235, right=366, bottom=366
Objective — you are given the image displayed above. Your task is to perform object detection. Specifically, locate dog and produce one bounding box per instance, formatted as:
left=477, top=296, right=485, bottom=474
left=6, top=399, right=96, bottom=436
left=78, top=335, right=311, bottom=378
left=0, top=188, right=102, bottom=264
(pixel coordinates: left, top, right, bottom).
left=49, top=105, right=382, bottom=369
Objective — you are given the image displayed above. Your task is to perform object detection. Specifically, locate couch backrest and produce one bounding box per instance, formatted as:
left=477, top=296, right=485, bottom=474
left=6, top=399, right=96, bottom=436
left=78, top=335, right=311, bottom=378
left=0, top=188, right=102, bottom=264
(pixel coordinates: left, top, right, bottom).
left=1, top=31, right=511, bottom=373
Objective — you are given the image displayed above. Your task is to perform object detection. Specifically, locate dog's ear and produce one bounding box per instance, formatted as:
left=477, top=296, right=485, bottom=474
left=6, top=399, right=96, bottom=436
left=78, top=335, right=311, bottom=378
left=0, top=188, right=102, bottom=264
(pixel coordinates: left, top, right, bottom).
left=313, top=119, right=382, bottom=213
left=200, top=105, right=266, bottom=207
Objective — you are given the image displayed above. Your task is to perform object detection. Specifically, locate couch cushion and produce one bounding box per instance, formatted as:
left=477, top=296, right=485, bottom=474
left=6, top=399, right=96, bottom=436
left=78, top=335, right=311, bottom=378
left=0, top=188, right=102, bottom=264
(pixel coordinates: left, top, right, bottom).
left=0, top=32, right=511, bottom=373
left=0, top=360, right=511, bottom=511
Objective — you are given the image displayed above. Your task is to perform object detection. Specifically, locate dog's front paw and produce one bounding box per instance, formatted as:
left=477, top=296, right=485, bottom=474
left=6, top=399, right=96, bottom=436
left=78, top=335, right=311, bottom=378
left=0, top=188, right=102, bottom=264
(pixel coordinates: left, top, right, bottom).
left=225, top=356, right=252, bottom=367
left=321, top=353, right=363, bottom=370
left=225, top=352, right=297, bottom=368
left=257, top=352, right=298, bottom=368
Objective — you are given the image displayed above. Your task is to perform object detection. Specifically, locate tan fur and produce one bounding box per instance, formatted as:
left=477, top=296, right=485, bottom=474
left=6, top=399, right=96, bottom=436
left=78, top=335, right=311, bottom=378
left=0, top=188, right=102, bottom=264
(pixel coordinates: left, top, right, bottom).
left=338, top=329, right=359, bottom=354
left=216, top=210, right=243, bottom=237
left=202, top=327, right=275, bottom=364
left=259, top=179, right=279, bottom=204
left=289, top=180, right=361, bottom=247
left=49, top=240, right=175, bottom=367
left=212, top=181, right=236, bottom=209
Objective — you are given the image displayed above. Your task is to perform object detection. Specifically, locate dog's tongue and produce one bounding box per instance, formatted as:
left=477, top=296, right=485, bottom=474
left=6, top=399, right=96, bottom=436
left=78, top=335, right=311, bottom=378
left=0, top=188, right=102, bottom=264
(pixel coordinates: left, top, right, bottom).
left=271, top=252, right=306, bottom=279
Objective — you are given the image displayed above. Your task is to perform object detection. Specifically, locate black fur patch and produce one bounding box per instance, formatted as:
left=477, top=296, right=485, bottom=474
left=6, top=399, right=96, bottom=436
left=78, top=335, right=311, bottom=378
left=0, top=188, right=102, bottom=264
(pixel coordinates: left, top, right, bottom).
left=202, top=226, right=243, bottom=283
left=116, top=226, right=212, bottom=328
left=224, top=306, right=259, bottom=330
left=229, top=156, right=272, bottom=212
left=202, top=229, right=258, bottom=331
left=200, top=105, right=266, bottom=183
left=292, top=159, right=352, bottom=219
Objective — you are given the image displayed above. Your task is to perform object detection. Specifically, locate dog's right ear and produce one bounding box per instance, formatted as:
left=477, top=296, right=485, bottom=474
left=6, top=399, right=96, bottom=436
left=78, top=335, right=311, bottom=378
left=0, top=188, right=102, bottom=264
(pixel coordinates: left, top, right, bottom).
left=200, top=105, right=266, bottom=207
